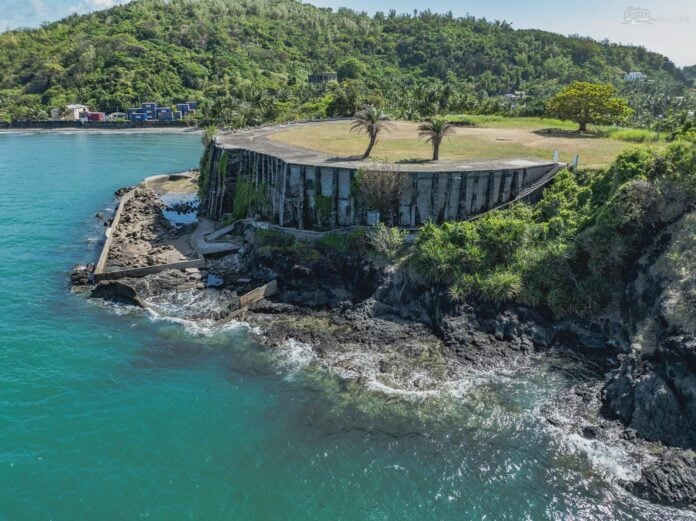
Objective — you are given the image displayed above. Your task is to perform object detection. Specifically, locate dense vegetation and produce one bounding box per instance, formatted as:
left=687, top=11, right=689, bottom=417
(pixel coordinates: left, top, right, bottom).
left=410, top=137, right=696, bottom=317
left=0, top=0, right=692, bottom=128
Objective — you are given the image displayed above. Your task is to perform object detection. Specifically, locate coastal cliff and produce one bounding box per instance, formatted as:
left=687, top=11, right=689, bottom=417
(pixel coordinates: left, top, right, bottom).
left=84, top=207, right=695, bottom=509
left=79, top=139, right=696, bottom=511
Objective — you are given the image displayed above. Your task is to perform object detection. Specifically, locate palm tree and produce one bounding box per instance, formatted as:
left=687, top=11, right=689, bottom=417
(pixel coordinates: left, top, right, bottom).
left=418, top=118, right=455, bottom=161
left=350, top=105, right=394, bottom=159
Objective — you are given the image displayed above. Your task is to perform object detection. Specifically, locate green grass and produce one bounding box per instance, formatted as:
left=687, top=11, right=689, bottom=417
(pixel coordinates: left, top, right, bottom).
left=446, top=114, right=578, bottom=130
left=270, top=119, right=660, bottom=168
left=602, top=128, right=661, bottom=143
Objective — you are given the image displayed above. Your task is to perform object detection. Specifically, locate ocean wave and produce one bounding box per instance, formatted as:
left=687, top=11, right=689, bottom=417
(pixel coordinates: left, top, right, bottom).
left=144, top=308, right=253, bottom=336
left=89, top=293, right=257, bottom=336
left=552, top=427, right=643, bottom=483
left=276, top=339, right=316, bottom=372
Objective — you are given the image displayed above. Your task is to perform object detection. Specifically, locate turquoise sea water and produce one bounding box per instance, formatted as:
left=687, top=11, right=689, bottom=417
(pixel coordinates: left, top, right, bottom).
left=0, top=131, right=691, bottom=521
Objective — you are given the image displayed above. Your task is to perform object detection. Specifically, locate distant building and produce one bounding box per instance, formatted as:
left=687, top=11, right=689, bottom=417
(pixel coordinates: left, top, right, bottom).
left=156, top=107, right=173, bottom=121
left=141, top=102, right=158, bottom=120
left=50, top=104, right=89, bottom=121
left=503, top=91, right=526, bottom=100
left=309, top=72, right=338, bottom=84
left=124, top=102, right=197, bottom=122
left=129, top=112, right=148, bottom=122
left=106, top=112, right=127, bottom=121
left=83, top=112, right=106, bottom=122
left=624, top=71, right=647, bottom=81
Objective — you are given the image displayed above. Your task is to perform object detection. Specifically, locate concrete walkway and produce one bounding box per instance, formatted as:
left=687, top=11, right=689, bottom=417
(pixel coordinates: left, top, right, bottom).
left=190, top=218, right=240, bottom=256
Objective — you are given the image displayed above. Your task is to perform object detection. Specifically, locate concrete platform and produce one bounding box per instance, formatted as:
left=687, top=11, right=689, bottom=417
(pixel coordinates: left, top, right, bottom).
left=217, top=120, right=555, bottom=173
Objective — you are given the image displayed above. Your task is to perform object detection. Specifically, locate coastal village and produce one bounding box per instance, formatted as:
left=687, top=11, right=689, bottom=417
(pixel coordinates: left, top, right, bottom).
left=49, top=101, right=198, bottom=123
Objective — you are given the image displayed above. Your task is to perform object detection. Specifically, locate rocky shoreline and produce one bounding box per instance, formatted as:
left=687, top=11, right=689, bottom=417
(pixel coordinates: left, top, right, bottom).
left=74, top=184, right=696, bottom=512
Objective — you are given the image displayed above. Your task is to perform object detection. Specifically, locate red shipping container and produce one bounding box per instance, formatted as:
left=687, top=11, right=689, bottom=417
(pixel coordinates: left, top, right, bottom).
left=86, top=112, right=106, bottom=122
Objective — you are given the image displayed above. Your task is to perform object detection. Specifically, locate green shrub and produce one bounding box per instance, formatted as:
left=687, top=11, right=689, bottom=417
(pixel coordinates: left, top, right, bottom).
left=366, top=223, right=407, bottom=260
left=660, top=139, right=696, bottom=198
left=477, top=269, right=522, bottom=302
left=256, top=228, right=295, bottom=248
left=317, top=230, right=367, bottom=254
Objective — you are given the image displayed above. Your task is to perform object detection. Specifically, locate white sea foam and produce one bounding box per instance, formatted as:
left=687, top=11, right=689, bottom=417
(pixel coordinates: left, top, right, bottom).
left=144, top=306, right=256, bottom=336
left=90, top=292, right=256, bottom=336
left=277, top=339, right=316, bottom=371
left=366, top=378, right=440, bottom=398
left=555, top=430, right=642, bottom=483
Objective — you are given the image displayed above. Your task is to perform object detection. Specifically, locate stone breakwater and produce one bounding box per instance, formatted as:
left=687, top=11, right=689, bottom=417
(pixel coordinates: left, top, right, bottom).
left=75, top=182, right=696, bottom=512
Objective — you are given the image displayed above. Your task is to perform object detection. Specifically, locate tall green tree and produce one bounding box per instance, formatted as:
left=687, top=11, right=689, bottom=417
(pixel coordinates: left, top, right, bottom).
left=350, top=105, right=394, bottom=159
left=545, top=81, right=633, bottom=132
left=418, top=118, right=455, bottom=160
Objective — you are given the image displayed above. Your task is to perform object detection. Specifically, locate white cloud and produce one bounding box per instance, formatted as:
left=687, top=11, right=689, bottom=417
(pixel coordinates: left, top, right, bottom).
left=71, top=0, right=132, bottom=14
left=0, top=0, right=132, bottom=31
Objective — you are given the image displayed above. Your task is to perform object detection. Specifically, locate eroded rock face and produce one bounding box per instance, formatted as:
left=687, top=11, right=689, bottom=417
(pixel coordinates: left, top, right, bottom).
left=626, top=450, right=696, bottom=509
left=603, top=213, right=696, bottom=448
left=91, top=280, right=143, bottom=306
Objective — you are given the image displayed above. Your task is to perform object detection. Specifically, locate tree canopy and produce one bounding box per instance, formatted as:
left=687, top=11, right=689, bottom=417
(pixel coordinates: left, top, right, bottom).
left=0, top=0, right=689, bottom=125
left=545, top=82, right=633, bottom=131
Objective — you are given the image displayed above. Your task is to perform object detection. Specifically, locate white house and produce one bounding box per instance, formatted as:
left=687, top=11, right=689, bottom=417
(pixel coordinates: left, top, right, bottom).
left=624, top=71, right=647, bottom=81
left=50, top=104, right=90, bottom=121
left=106, top=112, right=127, bottom=121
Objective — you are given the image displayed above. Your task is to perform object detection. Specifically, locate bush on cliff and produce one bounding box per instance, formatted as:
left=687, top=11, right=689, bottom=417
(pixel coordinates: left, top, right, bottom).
left=366, top=224, right=407, bottom=260
left=412, top=139, right=696, bottom=316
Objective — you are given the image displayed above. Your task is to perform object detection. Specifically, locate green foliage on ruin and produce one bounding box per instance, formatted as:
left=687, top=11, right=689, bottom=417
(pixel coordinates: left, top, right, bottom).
left=255, top=229, right=321, bottom=263
left=197, top=145, right=212, bottom=199
left=314, top=194, right=333, bottom=227
left=0, top=0, right=692, bottom=126
left=316, top=230, right=366, bottom=255
left=412, top=138, right=696, bottom=316
left=232, top=176, right=268, bottom=220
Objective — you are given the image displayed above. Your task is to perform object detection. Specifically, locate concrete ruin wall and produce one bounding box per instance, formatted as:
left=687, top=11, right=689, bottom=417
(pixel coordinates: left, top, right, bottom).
left=200, top=144, right=558, bottom=229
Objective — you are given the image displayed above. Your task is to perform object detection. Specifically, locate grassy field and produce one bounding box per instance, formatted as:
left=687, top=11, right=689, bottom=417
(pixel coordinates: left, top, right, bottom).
left=270, top=117, right=662, bottom=168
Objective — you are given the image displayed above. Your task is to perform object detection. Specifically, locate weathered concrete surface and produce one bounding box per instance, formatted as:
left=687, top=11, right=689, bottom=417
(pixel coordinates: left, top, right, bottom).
left=191, top=218, right=240, bottom=256
left=205, top=121, right=564, bottom=227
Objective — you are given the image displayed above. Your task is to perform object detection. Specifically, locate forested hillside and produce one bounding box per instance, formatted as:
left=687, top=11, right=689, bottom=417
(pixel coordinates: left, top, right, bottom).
left=0, top=0, right=690, bottom=125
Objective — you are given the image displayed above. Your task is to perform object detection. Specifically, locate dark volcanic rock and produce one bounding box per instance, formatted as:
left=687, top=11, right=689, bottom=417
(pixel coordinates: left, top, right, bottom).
left=91, top=280, right=143, bottom=307
left=626, top=450, right=696, bottom=510
left=602, top=214, right=696, bottom=449
left=70, top=263, right=94, bottom=286
left=114, top=186, right=133, bottom=198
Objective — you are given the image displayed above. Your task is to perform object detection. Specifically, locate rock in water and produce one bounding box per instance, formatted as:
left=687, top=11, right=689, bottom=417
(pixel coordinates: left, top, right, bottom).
left=91, top=280, right=144, bottom=307
left=70, top=263, right=94, bottom=286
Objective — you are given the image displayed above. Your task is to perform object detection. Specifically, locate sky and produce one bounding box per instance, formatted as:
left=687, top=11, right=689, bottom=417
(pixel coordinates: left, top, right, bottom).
left=0, top=0, right=693, bottom=66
